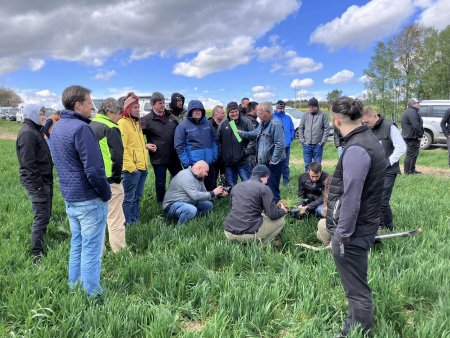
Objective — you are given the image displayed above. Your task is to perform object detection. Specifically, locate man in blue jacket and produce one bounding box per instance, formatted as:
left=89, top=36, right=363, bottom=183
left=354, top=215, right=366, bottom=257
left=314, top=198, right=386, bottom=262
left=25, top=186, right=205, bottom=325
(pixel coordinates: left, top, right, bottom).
left=240, top=102, right=285, bottom=202
left=51, top=85, right=111, bottom=296
left=174, top=100, right=218, bottom=191
left=273, top=100, right=294, bottom=185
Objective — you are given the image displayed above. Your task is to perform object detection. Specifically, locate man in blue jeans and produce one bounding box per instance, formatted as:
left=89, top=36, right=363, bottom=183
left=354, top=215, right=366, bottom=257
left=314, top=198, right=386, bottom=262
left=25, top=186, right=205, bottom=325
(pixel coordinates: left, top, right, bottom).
left=162, top=161, right=226, bottom=226
left=298, top=97, right=330, bottom=171
left=51, top=85, right=111, bottom=296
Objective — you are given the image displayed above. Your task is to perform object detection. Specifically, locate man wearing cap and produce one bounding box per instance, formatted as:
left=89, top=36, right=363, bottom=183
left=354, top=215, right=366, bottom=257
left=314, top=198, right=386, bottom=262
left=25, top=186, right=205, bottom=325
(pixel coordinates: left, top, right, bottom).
left=239, top=102, right=286, bottom=202
left=401, top=98, right=424, bottom=175
left=141, top=92, right=182, bottom=203
left=90, top=97, right=126, bottom=252
left=224, top=164, right=287, bottom=244
left=274, top=100, right=295, bottom=185
left=298, top=97, right=330, bottom=171
left=175, top=100, right=218, bottom=191
left=217, top=101, right=255, bottom=187
left=163, top=160, right=226, bottom=226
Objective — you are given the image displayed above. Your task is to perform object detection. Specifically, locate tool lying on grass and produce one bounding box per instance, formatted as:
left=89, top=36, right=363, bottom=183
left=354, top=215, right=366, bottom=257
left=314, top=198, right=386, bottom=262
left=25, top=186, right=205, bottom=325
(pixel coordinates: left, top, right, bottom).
left=296, top=228, right=423, bottom=252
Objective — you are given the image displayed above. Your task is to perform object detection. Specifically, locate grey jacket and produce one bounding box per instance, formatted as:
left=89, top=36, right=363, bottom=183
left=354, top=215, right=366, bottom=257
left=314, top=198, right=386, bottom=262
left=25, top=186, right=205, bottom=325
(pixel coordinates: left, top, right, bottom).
left=241, top=116, right=286, bottom=165
left=298, top=109, right=330, bottom=145
left=162, top=167, right=214, bottom=210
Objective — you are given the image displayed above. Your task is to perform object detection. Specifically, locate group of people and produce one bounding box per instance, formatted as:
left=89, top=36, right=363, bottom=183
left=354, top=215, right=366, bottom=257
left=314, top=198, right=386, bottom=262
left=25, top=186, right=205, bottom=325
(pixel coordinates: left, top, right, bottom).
left=15, top=84, right=434, bottom=337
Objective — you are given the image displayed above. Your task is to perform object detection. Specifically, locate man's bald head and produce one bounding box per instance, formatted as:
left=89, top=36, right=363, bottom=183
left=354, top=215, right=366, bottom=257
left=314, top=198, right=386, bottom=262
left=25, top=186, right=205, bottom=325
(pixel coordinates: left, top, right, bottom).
left=192, top=160, right=210, bottom=179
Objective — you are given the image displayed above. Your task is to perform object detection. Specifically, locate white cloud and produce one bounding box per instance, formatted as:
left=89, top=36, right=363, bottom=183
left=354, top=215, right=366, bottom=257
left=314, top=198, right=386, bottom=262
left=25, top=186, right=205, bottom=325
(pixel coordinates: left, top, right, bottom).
left=252, top=85, right=275, bottom=100
left=29, top=59, right=45, bottom=71
left=324, top=69, right=355, bottom=84
left=173, top=37, right=254, bottom=78
left=0, top=0, right=300, bottom=74
left=199, top=97, right=223, bottom=110
left=252, top=85, right=270, bottom=93
left=17, top=89, right=61, bottom=109
left=350, top=89, right=369, bottom=100
left=290, top=78, right=314, bottom=88
left=270, top=63, right=282, bottom=73
left=358, top=74, right=370, bottom=84
left=93, top=70, right=117, bottom=81
left=285, top=56, right=323, bottom=74
left=256, top=45, right=283, bottom=61
left=418, top=0, right=450, bottom=30
left=310, top=0, right=415, bottom=50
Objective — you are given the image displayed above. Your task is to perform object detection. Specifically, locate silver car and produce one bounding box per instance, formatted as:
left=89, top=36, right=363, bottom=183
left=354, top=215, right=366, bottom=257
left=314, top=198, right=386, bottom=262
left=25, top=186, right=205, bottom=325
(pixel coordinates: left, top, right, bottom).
left=418, top=100, right=450, bottom=149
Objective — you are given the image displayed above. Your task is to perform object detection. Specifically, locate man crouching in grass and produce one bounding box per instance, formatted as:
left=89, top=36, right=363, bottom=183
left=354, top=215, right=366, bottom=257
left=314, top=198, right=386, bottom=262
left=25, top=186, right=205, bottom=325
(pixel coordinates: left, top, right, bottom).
left=223, top=164, right=287, bottom=245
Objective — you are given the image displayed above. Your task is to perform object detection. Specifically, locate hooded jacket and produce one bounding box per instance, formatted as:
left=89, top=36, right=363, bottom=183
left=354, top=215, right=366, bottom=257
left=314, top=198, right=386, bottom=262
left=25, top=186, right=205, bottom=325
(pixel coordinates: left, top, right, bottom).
left=174, top=100, right=218, bottom=167
left=217, top=111, right=255, bottom=166
left=274, top=110, right=295, bottom=147
left=51, top=110, right=111, bottom=202
left=401, top=106, right=424, bottom=140
left=298, top=109, right=330, bottom=145
left=118, top=116, right=149, bottom=172
left=167, top=93, right=187, bottom=123
left=16, top=104, right=53, bottom=190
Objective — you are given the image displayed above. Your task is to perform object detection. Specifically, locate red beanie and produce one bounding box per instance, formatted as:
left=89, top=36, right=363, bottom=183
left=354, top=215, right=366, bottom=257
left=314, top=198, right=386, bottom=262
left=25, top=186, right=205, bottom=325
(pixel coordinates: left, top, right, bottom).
left=122, top=92, right=139, bottom=117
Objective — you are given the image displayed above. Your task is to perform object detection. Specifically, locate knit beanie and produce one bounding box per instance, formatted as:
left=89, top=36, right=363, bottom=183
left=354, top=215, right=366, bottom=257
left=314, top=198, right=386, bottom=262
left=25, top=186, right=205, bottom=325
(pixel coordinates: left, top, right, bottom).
left=123, top=92, right=139, bottom=117
left=308, top=97, right=319, bottom=108
left=251, top=164, right=270, bottom=178
left=226, top=101, right=239, bottom=112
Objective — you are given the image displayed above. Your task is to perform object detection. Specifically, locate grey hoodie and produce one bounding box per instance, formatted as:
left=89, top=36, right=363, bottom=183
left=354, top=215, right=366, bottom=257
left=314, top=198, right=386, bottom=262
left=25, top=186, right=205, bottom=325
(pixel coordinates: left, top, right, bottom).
left=23, top=104, right=44, bottom=125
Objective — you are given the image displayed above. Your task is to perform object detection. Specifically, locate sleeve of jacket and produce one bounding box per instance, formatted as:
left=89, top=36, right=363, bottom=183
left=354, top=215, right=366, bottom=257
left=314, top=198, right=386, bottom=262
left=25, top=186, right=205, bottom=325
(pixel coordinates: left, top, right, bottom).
left=43, top=119, right=53, bottom=139
left=119, top=121, right=137, bottom=173
left=321, top=113, right=330, bottom=144
left=217, top=122, right=223, bottom=159
left=107, top=127, right=124, bottom=181
left=244, top=119, right=256, bottom=156
left=298, top=116, right=305, bottom=143
left=262, top=186, right=286, bottom=220
left=174, top=123, right=190, bottom=168
left=441, top=109, right=450, bottom=137
left=410, top=111, right=424, bottom=137
left=270, top=123, right=286, bottom=164
left=241, top=127, right=258, bottom=140
left=210, top=122, right=218, bottom=162
left=183, top=177, right=213, bottom=201
left=74, top=125, right=111, bottom=202
left=289, top=117, right=295, bottom=141
left=16, top=131, right=44, bottom=189
left=297, top=174, right=306, bottom=199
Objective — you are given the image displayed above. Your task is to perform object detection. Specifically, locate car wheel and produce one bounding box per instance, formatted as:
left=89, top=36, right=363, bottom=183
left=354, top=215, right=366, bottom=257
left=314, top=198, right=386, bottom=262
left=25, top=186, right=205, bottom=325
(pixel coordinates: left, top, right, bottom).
left=420, top=131, right=432, bottom=149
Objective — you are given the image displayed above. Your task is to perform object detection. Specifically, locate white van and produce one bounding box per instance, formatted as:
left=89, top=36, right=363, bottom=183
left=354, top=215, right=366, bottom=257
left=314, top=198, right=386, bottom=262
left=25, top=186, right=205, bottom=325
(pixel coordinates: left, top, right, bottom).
left=418, top=100, right=450, bottom=149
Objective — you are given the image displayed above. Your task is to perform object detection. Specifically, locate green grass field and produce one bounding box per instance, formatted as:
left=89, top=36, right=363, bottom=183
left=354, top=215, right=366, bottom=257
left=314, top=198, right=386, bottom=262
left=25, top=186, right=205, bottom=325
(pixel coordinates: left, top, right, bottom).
left=0, top=120, right=449, bottom=337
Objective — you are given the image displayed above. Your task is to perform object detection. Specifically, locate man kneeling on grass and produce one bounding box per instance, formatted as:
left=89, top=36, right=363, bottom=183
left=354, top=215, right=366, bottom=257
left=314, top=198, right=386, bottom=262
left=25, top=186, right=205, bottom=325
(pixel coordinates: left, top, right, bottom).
left=162, top=160, right=227, bottom=226
left=223, top=164, right=288, bottom=244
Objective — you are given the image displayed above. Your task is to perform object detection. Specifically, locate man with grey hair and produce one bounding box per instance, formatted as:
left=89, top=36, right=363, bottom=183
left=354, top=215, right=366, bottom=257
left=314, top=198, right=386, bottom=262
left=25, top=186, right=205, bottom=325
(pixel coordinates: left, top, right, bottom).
left=240, top=102, right=285, bottom=202
left=90, top=97, right=126, bottom=252
left=141, top=91, right=182, bottom=203
left=401, top=98, right=424, bottom=175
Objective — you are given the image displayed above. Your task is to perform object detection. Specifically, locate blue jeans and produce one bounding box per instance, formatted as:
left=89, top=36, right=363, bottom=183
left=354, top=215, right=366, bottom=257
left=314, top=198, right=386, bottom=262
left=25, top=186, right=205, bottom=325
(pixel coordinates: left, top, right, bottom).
left=224, top=162, right=251, bottom=187
left=65, top=198, right=108, bottom=296
left=267, top=161, right=283, bottom=203
left=165, top=200, right=214, bottom=225
left=122, top=170, right=148, bottom=225
left=303, top=144, right=324, bottom=171
left=282, top=146, right=291, bottom=184
left=316, top=204, right=324, bottom=217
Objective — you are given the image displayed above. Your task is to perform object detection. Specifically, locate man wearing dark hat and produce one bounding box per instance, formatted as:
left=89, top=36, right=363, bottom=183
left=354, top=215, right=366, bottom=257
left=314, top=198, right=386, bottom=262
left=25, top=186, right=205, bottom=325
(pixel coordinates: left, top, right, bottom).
left=166, top=92, right=186, bottom=123
left=223, top=164, right=287, bottom=244
left=217, top=101, right=255, bottom=187
left=274, top=100, right=295, bottom=185
left=401, top=98, right=424, bottom=175
left=298, top=97, right=330, bottom=171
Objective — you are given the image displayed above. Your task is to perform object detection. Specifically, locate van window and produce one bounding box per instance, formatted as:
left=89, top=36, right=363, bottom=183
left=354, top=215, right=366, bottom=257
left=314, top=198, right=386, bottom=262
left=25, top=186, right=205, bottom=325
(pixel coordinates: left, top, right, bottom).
left=418, top=106, right=428, bottom=117
left=143, top=102, right=151, bottom=112
left=431, top=106, right=450, bottom=118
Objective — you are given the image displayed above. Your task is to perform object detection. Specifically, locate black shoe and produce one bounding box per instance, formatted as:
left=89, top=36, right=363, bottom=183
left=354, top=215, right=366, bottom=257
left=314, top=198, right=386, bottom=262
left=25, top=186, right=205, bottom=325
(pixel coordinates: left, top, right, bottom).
left=413, top=170, right=422, bottom=174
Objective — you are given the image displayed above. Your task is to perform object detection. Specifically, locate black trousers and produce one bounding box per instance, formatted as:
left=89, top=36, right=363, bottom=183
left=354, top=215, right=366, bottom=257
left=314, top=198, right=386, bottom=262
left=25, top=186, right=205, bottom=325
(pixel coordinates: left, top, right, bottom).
left=24, top=183, right=53, bottom=256
left=152, top=161, right=183, bottom=203
left=204, top=164, right=217, bottom=191
left=332, top=235, right=374, bottom=336
left=380, top=173, right=397, bottom=229
left=404, top=139, right=420, bottom=174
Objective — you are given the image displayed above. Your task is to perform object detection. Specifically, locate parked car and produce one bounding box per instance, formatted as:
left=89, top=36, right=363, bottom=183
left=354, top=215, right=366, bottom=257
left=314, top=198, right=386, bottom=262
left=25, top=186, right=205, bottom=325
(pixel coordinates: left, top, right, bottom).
left=6, top=108, right=19, bottom=121
left=0, top=107, right=13, bottom=120
left=417, top=100, right=450, bottom=149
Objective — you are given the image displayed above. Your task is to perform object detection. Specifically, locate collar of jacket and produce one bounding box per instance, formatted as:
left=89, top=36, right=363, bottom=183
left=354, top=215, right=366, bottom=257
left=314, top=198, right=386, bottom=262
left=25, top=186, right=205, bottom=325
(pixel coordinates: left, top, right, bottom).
left=93, top=113, right=118, bottom=126
left=24, top=118, right=43, bottom=131
left=341, top=125, right=369, bottom=143
left=61, top=109, right=91, bottom=124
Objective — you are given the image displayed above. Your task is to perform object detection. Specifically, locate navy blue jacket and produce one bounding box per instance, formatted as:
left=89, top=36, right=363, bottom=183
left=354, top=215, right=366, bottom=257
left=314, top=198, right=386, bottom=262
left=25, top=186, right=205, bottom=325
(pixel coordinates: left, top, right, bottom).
left=174, top=100, right=218, bottom=167
left=51, top=110, right=111, bottom=202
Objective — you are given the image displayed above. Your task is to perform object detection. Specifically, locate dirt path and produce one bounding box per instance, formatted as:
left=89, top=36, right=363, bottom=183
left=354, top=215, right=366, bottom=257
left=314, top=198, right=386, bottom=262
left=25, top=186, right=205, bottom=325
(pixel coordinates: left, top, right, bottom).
left=0, top=131, right=16, bottom=140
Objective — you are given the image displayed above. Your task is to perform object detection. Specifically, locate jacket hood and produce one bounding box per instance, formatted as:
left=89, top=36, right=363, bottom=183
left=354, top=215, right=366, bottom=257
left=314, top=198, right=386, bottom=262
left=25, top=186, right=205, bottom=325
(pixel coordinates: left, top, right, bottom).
left=23, top=104, right=44, bottom=125
left=187, top=100, right=206, bottom=120
left=169, top=93, right=185, bottom=115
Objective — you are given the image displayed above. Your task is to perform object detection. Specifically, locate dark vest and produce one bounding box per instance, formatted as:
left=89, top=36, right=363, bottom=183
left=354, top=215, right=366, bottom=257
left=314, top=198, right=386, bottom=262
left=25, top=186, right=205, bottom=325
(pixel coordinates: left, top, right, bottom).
left=371, top=116, right=400, bottom=174
left=326, top=125, right=386, bottom=238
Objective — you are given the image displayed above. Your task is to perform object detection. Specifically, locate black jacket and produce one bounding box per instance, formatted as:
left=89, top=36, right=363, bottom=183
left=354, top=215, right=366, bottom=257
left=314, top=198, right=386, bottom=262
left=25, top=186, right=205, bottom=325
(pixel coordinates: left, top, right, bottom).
left=441, top=108, right=450, bottom=137
left=140, top=110, right=180, bottom=165
left=246, top=114, right=259, bottom=129
left=401, top=107, right=424, bottom=140
left=16, top=119, right=53, bottom=190
left=224, top=177, right=285, bottom=234
left=298, top=171, right=329, bottom=210
left=371, top=116, right=400, bottom=174
left=326, top=125, right=386, bottom=239
left=217, top=115, right=255, bottom=166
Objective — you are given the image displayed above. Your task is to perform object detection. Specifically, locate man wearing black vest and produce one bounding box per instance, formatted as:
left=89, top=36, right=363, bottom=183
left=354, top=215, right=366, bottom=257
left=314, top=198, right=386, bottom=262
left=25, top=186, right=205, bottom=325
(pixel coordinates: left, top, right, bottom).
left=327, top=97, right=386, bottom=337
left=401, top=98, right=424, bottom=174
left=362, top=107, right=406, bottom=231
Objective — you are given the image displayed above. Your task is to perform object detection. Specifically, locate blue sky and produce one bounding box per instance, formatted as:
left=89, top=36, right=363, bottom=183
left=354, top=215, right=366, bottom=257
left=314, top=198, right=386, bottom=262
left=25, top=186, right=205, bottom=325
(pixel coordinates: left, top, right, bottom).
left=0, top=0, right=448, bottom=109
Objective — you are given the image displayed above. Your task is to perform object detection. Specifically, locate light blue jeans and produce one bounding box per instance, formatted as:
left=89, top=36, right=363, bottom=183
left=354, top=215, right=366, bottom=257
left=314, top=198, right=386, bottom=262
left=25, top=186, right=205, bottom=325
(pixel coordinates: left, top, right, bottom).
left=224, top=162, right=251, bottom=187
left=65, top=198, right=108, bottom=296
left=165, top=200, right=213, bottom=226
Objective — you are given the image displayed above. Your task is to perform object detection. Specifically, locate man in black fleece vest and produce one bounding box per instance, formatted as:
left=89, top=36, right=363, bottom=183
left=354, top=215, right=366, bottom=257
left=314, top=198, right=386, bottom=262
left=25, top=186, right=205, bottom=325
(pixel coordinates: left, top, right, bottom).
left=327, top=97, right=385, bottom=337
